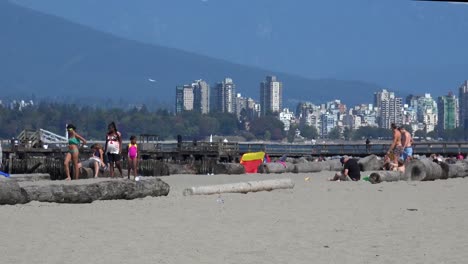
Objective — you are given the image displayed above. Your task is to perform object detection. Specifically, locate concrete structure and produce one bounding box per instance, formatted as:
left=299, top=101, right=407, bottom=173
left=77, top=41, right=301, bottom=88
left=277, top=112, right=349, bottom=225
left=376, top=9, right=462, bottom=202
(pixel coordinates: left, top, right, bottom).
left=374, top=89, right=403, bottom=129
left=213, top=78, right=236, bottom=114
left=193, top=80, right=210, bottom=114
left=438, top=92, right=459, bottom=131
left=260, top=76, right=282, bottom=116
left=175, top=85, right=194, bottom=114
left=417, top=94, right=437, bottom=132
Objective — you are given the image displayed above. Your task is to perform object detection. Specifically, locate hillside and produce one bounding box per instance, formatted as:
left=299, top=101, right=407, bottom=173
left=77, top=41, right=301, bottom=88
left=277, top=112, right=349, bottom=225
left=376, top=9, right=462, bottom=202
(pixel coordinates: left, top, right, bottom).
left=0, top=1, right=383, bottom=107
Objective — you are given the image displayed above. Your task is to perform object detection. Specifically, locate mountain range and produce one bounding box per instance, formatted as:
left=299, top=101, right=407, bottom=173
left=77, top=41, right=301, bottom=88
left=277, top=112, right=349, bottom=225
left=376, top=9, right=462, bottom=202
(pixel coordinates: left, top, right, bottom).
left=0, top=0, right=390, bottom=108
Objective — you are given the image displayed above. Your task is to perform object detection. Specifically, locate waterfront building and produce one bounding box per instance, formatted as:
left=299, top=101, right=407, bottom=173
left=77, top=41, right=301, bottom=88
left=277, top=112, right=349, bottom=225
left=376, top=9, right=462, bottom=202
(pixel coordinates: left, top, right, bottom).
left=193, top=80, right=210, bottom=114
left=260, top=76, right=282, bottom=116
left=279, top=108, right=295, bottom=131
left=416, top=94, right=438, bottom=132
left=213, top=78, right=236, bottom=114
left=175, top=85, right=194, bottom=114
left=438, top=92, right=459, bottom=131
left=374, top=89, right=403, bottom=129
left=458, top=80, right=468, bottom=129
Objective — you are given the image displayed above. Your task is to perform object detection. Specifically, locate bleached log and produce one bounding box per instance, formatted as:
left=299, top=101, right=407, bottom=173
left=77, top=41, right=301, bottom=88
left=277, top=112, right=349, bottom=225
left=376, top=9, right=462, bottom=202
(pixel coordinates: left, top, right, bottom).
left=404, top=159, right=448, bottom=181
left=20, top=177, right=170, bottom=204
left=369, top=171, right=407, bottom=184
left=358, top=155, right=384, bottom=171
left=321, top=159, right=343, bottom=171
left=183, top=178, right=295, bottom=196
left=293, top=162, right=323, bottom=173
left=9, top=173, right=51, bottom=182
left=0, top=178, right=30, bottom=205
left=258, top=162, right=295, bottom=174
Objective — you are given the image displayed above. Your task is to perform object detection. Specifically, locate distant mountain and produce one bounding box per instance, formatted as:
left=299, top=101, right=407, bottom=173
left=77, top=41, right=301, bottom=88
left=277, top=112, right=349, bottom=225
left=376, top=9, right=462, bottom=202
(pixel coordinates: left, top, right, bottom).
left=0, top=1, right=384, bottom=108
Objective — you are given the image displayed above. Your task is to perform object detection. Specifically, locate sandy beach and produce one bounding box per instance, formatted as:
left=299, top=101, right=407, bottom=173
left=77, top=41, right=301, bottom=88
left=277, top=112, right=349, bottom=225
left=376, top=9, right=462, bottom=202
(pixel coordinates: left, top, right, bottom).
left=1, top=172, right=468, bottom=264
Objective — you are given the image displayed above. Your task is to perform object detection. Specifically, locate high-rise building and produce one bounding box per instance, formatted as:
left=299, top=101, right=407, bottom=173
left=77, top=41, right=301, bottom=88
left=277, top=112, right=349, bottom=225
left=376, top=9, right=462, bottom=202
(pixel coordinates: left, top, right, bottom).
left=458, top=80, right=468, bottom=129
left=260, top=76, right=283, bottom=116
left=438, top=92, right=459, bottom=131
left=175, top=85, right=194, bottom=114
left=374, top=89, right=403, bottom=129
left=192, top=80, right=210, bottom=114
left=213, top=78, right=236, bottom=114
left=417, top=94, right=438, bottom=132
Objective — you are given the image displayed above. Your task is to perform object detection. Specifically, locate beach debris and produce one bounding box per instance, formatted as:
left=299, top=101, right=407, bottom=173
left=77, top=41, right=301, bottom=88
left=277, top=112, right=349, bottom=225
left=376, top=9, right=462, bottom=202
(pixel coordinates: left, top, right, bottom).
left=0, top=177, right=30, bottom=205
left=258, top=162, right=295, bottom=174
left=183, top=178, right=295, bottom=196
left=304, top=177, right=310, bottom=181
left=406, top=208, right=418, bottom=211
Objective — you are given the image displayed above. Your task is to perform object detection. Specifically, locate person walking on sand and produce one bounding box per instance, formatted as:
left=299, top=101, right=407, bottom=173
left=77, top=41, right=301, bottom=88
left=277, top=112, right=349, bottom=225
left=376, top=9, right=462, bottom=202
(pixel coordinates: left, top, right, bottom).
left=64, top=124, right=87, bottom=181
left=399, top=127, right=413, bottom=161
left=387, top=123, right=403, bottom=164
left=105, top=122, right=123, bottom=177
left=127, top=135, right=139, bottom=179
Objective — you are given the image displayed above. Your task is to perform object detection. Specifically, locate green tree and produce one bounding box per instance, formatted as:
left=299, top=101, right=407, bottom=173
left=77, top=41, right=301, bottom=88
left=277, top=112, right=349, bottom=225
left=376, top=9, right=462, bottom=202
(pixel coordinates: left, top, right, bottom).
left=300, top=125, right=318, bottom=140
left=343, top=127, right=353, bottom=141
left=328, top=127, right=341, bottom=140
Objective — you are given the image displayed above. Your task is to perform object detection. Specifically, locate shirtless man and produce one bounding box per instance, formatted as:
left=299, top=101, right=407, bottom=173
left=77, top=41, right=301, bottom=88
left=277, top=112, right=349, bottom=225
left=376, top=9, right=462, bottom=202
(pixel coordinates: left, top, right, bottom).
left=387, top=123, right=403, bottom=164
left=399, top=126, right=413, bottom=161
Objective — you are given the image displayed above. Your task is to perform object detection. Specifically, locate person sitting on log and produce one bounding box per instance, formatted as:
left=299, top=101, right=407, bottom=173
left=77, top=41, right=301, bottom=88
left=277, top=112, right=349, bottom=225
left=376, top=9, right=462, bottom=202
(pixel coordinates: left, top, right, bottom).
left=64, top=124, right=87, bottom=181
left=78, top=143, right=106, bottom=178
left=329, top=156, right=361, bottom=181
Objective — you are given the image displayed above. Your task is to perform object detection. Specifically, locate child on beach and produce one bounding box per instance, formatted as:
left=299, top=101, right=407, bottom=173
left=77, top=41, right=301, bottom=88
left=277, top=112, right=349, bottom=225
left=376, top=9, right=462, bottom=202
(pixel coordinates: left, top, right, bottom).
left=127, top=135, right=138, bottom=179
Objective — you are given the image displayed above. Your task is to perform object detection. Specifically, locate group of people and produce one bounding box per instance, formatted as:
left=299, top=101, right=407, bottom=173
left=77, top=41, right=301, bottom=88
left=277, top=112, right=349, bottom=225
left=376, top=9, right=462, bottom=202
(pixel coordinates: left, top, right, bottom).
left=330, top=123, right=415, bottom=181
left=64, top=122, right=139, bottom=181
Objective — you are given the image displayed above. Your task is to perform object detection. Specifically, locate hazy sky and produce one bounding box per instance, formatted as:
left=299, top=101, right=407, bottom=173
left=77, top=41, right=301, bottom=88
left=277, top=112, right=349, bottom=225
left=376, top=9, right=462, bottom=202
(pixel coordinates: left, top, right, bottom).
left=12, top=0, right=468, bottom=95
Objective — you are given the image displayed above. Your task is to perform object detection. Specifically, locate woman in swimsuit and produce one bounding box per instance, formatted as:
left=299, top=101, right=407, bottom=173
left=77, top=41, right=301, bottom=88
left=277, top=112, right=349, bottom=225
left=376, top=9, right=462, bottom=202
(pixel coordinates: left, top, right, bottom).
left=64, top=124, right=87, bottom=181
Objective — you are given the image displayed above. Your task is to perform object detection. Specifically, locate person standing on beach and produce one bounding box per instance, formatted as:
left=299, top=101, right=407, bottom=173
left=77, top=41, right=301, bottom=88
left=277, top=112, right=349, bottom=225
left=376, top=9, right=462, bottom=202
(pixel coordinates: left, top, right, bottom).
left=105, top=122, right=123, bottom=177
left=365, top=138, right=371, bottom=153
left=64, top=124, right=87, bottom=181
left=127, top=135, right=138, bottom=179
left=399, top=127, right=413, bottom=161
left=387, top=123, right=403, bottom=164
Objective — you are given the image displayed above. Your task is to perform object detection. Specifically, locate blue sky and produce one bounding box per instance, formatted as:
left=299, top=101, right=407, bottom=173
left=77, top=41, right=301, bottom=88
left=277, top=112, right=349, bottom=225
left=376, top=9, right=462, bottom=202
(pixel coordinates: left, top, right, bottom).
left=12, top=0, right=468, bottom=95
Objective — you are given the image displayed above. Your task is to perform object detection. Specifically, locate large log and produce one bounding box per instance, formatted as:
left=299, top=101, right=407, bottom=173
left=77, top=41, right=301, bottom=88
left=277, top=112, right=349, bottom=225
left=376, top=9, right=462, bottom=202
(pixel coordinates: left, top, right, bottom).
left=321, top=159, right=343, bottom=171
left=20, top=177, right=170, bottom=204
left=258, top=162, right=295, bottom=174
left=447, top=161, right=468, bottom=179
left=358, top=155, right=384, bottom=171
left=167, top=163, right=196, bottom=175
left=183, top=178, right=294, bottom=196
left=293, top=162, right=323, bottom=173
left=213, top=163, right=245, bottom=175
left=9, top=173, right=51, bottom=182
left=369, top=171, right=407, bottom=184
left=0, top=178, right=30, bottom=205
left=404, top=159, right=448, bottom=181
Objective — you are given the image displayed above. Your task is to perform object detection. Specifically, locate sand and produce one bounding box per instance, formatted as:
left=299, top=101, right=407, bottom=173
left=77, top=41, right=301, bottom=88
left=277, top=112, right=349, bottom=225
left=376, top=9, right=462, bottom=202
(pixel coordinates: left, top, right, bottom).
left=1, top=172, right=468, bottom=264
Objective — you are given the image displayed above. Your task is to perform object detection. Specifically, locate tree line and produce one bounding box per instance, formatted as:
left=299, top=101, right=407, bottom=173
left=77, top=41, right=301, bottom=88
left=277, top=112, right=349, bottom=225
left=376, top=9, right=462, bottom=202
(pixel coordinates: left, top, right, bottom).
left=0, top=102, right=464, bottom=141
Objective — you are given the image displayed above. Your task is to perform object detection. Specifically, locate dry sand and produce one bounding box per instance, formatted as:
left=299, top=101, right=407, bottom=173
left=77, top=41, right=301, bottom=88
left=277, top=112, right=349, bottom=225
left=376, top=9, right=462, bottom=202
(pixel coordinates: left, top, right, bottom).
left=1, top=172, right=468, bottom=264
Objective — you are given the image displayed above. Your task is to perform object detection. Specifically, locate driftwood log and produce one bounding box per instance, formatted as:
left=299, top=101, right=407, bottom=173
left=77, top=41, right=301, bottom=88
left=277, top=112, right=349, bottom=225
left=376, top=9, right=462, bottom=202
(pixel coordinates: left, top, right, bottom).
left=213, top=163, right=245, bottom=175
left=359, top=155, right=383, bottom=172
left=0, top=177, right=30, bottom=205
left=167, top=163, right=196, bottom=175
left=447, top=161, right=468, bottom=179
left=258, top=162, right=295, bottom=174
left=9, top=173, right=51, bottom=182
left=183, top=178, right=295, bottom=196
left=320, top=159, right=343, bottom=171
left=404, top=159, right=448, bottom=181
left=369, top=171, right=407, bottom=184
left=20, top=177, right=170, bottom=204
left=293, top=162, right=323, bottom=173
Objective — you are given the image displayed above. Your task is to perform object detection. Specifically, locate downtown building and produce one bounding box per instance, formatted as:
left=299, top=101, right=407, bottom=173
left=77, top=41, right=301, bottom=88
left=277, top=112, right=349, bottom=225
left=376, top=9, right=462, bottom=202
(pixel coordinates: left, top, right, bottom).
left=437, top=92, right=459, bottom=131
left=416, top=94, right=438, bottom=132
left=458, top=80, right=468, bottom=129
left=374, top=89, right=403, bottom=129
left=213, top=78, right=236, bottom=114
left=175, top=79, right=210, bottom=114
left=260, top=76, right=283, bottom=116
